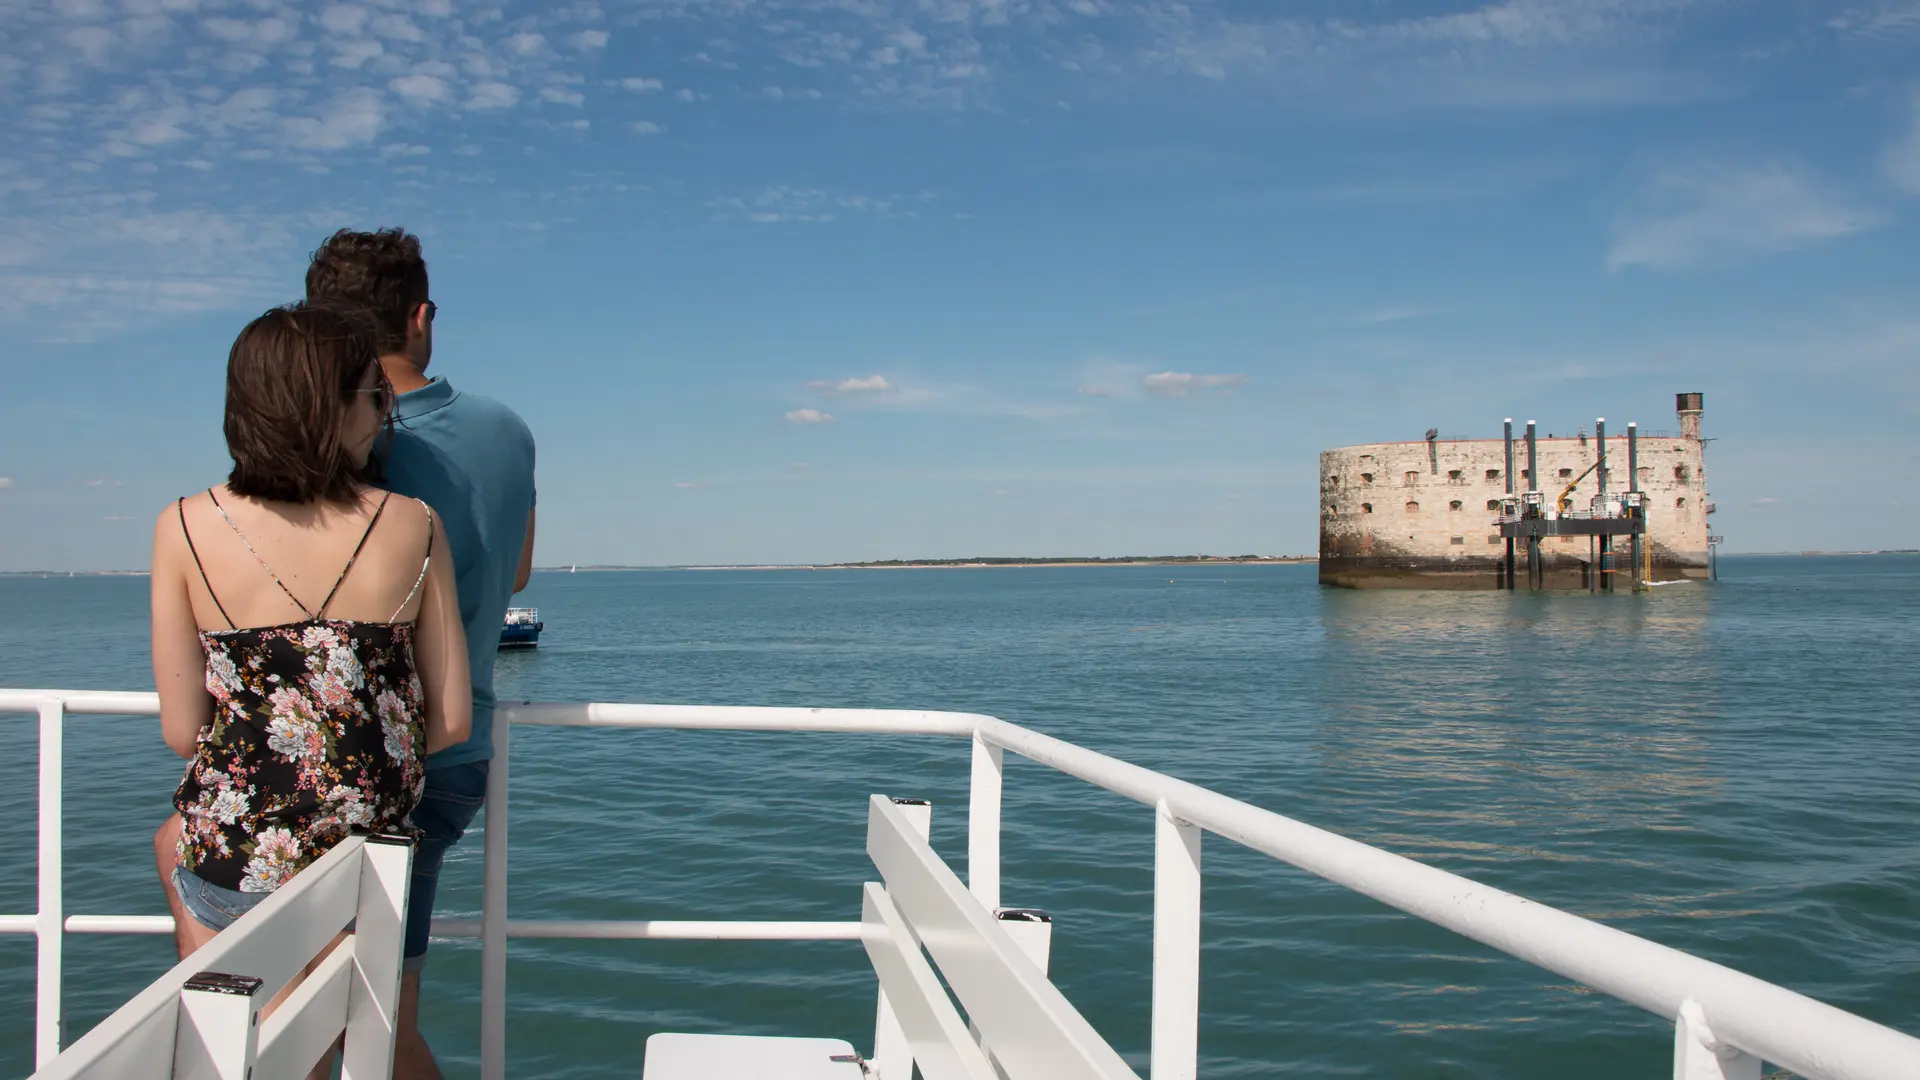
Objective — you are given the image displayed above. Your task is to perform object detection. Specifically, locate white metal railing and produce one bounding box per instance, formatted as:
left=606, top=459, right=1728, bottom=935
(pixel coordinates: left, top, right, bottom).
left=6, top=688, right=1920, bottom=1080
left=29, top=832, right=413, bottom=1080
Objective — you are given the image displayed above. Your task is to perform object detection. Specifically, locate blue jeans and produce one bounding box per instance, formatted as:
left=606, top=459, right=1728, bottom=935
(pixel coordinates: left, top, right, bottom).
left=404, top=760, right=489, bottom=972
left=172, top=866, right=268, bottom=932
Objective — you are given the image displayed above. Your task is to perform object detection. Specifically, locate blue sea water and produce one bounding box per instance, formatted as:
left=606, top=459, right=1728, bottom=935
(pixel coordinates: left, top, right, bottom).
left=2, top=557, right=1918, bottom=1078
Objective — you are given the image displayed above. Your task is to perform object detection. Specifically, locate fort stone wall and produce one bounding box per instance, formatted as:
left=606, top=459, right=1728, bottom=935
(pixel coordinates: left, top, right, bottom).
left=1318, top=422, right=1709, bottom=590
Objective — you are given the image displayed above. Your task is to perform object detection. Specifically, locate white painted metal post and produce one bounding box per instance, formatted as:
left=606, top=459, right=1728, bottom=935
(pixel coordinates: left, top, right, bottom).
left=872, top=799, right=930, bottom=1080
left=36, top=698, right=64, bottom=1069
left=995, top=910, right=1052, bottom=975
left=1674, top=998, right=1762, bottom=1080
left=481, top=717, right=510, bottom=1080
left=341, top=834, right=415, bottom=1080
left=981, top=909, right=1055, bottom=1074
left=173, top=973, right=263, bottom=1080
left=1151, top=800, right=1201, bottom=1080
left=968, top=735, right=1003, bottom=911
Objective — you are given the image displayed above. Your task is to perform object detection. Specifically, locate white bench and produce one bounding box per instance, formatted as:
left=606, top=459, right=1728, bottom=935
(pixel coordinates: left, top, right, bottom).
left=31, top=833, right=414, bottom=1080
left=645, top=795, right=1140, bottom=1080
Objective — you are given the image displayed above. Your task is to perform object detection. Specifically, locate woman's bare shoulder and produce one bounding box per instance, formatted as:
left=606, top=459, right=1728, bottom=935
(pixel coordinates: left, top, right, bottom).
left=362, top=487, right=437, bottom=546
left=152, top=487, right=217, bottom=542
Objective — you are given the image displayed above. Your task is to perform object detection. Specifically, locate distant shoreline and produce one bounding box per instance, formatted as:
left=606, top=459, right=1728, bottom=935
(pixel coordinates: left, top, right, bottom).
left=10, top=550, right=1918, bottom=577
left=705, top=557, right=1316, bottom=571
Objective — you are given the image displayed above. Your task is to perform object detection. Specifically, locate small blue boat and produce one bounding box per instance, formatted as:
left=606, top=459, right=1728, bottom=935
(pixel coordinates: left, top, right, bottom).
left=500, top=607, right=543, bottom=648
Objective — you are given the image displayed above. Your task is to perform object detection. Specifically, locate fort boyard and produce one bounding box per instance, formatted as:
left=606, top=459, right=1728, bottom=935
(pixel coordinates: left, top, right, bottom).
left=1319, top=393, right=1712, bottom=590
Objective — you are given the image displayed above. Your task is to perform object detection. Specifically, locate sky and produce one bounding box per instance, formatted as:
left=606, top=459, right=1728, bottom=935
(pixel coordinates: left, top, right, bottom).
left=2, top=0, right=1919, bottom=570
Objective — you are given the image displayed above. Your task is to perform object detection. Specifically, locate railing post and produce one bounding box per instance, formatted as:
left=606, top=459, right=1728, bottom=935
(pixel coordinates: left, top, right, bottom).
left=1151, top=799, right=1201, bottom=1080
left=481, top=715, right=511, bottom=1080
left=870, top=799, right=929, bottom=1080
left=980, top=909, right=1054, bottom=1075
left=1673, top=998, right=1762, bottom=1080
left=36, top=698, right=64, bottom=1069
left=342, top=834, right=416, bottom=1080
left=968, top=733, right=1002, bottom=911
left=996, top=909, right=1053, bottom=974
left=173, top=972, right=263, bottom=1080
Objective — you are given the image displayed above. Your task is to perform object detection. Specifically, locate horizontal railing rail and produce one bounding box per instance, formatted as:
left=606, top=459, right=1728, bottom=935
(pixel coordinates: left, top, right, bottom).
left=5, top=688, right=1920, bottom=1080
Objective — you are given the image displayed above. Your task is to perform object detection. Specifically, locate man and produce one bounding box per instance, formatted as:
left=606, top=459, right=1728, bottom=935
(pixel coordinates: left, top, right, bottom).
left=306, top=227, right=536, bottom=1077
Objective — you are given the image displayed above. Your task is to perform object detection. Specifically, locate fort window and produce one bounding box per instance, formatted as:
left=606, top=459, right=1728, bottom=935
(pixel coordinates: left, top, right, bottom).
left=1447, top=469, right=1463, bottom=483
left=1449, top=536, right=1465, bottom=545
left=1674, top=465, right=1690, bottom=483
left=1360, top=473, right=1373, bottom=485
left=1405, top=471, right=1419, bottom=485
left=1404, top=501, right=1420, bottom=514
left=1520, top=469, right=1530, bottom=481
left=1558, top=468, right=1573, bottom=479
left=1676, top=497, right=1687, bottom=509
left=1487, top=535, right=1501, bottom=545
left=1327, top=504, right=1338, bottom=515
left=1328, top=476, right=1339, bottom=487
left=1361, top=503, right=1373, bottom=514
left=1486, top=469, right=1500, bottom=481
left=1448, top=500, right=1463, bottom=511
left=1486, top=499, right=1501, bottom=511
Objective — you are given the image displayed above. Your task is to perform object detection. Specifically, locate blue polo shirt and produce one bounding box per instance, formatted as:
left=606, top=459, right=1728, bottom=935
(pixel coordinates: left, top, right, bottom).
left=381, top=377, right=536, bottom=768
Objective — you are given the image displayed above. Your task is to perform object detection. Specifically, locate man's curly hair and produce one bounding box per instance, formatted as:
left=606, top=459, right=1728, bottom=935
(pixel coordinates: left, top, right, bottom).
left=304, top=228, right=429, bottom=356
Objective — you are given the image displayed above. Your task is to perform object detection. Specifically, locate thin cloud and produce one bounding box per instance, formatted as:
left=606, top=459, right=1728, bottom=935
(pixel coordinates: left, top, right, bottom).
left=468, top=83, right=519, bottom=109
left=1607, top=161, right=1877, bottom=271
left=0, top=478, right=12, bottom=490
left=1886, top=90, right=1920, bottom=194
left=806, top=374, right=895, bottom=394
left=1354, top=305, right=1450, bottom=325
left=1077, top=385, right=1115, bottom=397
left=673, top=481, right=702, bottom=490
left=282, top=88, right=384, bottom=150
left=1142, top=372, right=1249, bottom=398
left=785, top=408, right=836, bottom=424
left=390, top=74, right=451, bottom=105
left=630, top=121, right=666, bottom=135
left=621, top=77, right=664, bottom=92
left=710, top=186, right=936, bottom=223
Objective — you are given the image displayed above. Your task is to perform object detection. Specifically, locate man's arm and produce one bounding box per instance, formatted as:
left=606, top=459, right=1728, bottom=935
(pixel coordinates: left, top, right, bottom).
left=514, top=508, right=536, bottom=593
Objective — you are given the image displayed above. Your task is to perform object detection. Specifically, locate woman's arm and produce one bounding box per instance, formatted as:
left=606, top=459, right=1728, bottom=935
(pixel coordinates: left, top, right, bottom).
left=414, top=511, right=472, bottom=755
left=151, top=507, right=213, bottom=758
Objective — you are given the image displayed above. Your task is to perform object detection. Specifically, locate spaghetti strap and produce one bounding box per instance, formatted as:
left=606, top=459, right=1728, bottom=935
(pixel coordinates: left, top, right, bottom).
left=178, top=498, right=235, bottom=630
left=316, top=492, right=392, bottom=619
left=391, top=504, right=435, bottom=622
left=208, top=488, right=315, bottom=620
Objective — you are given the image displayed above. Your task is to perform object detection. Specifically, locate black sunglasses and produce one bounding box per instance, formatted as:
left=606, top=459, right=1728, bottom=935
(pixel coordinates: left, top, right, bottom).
left=423, top=300, right=438, bottom=323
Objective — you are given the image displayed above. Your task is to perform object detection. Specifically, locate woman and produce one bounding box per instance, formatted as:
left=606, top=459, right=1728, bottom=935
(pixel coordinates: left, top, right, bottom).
left=149, top=304, right=469, bottom=974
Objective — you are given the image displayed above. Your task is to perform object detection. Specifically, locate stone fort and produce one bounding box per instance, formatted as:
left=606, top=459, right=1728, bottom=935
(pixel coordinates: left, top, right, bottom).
left=1319, top=394, right=1710, bottom=589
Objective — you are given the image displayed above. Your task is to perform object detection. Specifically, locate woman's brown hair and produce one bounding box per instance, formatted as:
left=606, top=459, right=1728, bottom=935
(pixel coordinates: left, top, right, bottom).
left=224, top=303, right=386, bottom=504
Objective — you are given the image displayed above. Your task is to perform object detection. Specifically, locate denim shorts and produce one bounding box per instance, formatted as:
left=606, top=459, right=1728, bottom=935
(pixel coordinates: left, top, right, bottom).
left=172, top=865, right=269, bottom=933
left=403, top=760, right=490, bottom=972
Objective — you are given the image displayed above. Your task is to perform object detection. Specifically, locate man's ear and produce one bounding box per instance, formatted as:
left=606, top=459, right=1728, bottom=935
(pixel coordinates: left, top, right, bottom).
left=408, top=302, right=431, bottom=342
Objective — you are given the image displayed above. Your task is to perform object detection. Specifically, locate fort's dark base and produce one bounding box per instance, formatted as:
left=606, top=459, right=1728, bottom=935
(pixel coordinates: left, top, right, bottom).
left=1318, top=554, right=1708, bottom=590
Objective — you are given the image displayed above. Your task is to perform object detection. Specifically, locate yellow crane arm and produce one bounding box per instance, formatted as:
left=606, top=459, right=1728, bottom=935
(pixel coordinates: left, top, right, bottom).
left=1556, top=457, right=1604, bottom=511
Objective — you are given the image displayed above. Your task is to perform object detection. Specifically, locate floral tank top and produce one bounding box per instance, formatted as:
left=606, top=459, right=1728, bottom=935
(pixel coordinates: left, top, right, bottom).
left=173, top=491, right=433, bottom=893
